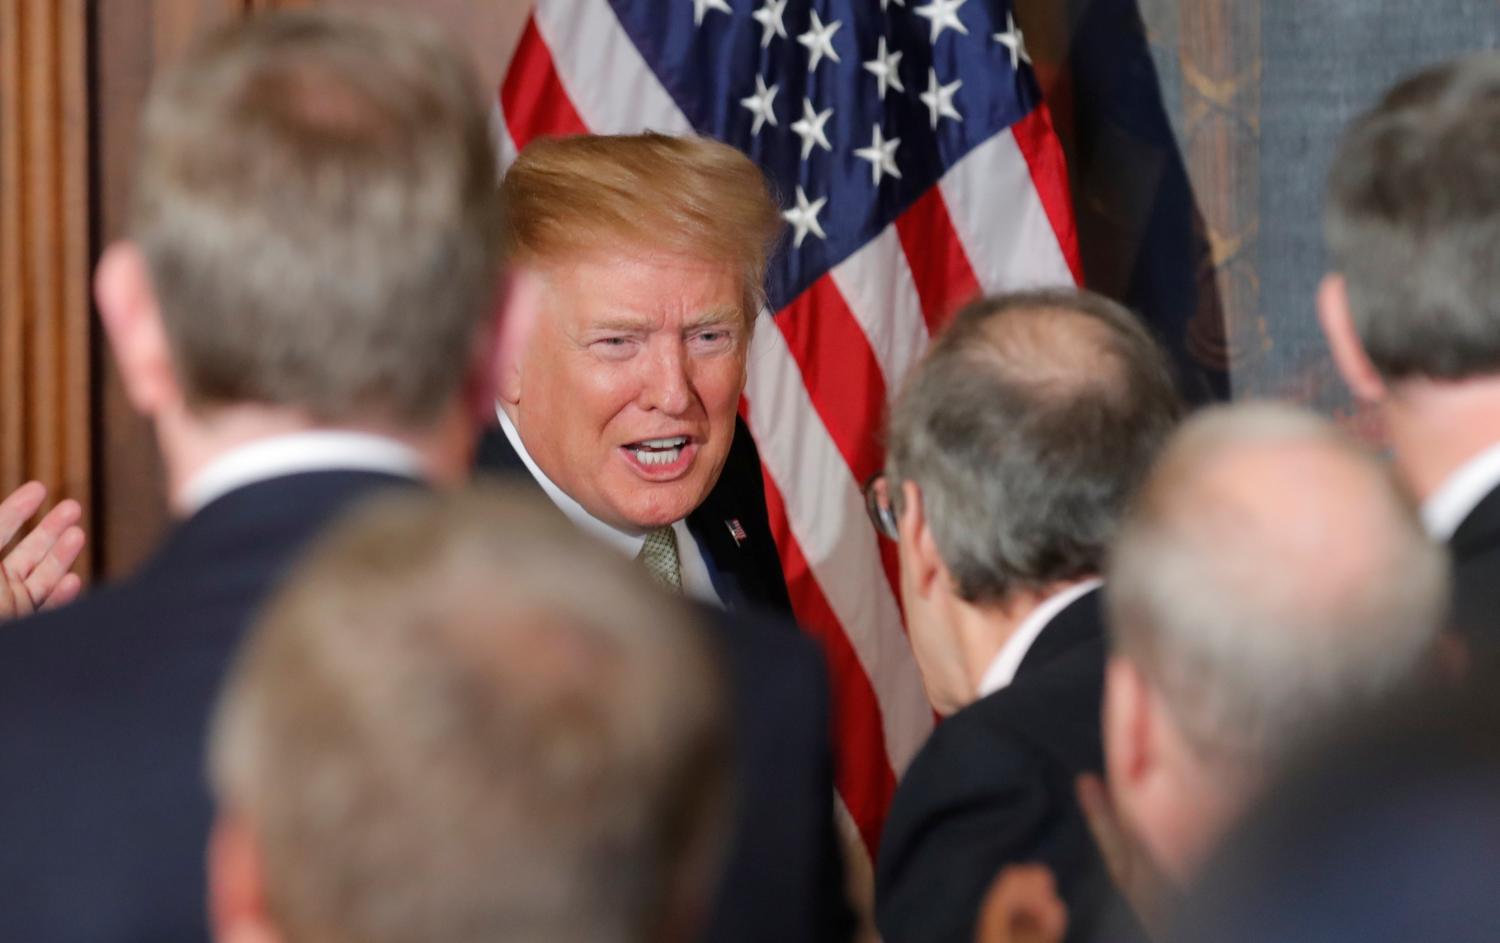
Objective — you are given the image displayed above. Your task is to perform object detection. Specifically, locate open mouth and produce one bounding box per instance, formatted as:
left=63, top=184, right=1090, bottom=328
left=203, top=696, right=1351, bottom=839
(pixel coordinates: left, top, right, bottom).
left=625, top=436, right=691, bottom=467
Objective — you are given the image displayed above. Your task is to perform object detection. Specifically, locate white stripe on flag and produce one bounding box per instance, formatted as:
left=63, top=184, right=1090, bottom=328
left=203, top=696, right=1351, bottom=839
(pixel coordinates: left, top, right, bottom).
left=939, top=128, right=1076, bottom=293
left=829, top=226, right=932, bottom=401
left=745, top=318, right=934, bottom=775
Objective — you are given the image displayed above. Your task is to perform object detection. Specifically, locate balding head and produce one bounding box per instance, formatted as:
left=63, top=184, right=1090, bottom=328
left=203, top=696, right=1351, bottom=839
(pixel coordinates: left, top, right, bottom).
left=887, top=288, right=1182, bottom=603
left=1103, top=402, right=1448, bottom=880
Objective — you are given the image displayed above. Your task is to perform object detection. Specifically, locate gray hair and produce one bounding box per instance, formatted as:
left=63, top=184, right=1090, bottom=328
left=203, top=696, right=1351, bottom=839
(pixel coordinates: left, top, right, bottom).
left=1106, top=402, right=1449, bottom=772
left=886, top=288, right=1182, bottom=603
left=133, top=8, right=503, bottom=425
left=1325, top=53, right=1500, bottom=380
left=211, top=487, right=730, bottom=943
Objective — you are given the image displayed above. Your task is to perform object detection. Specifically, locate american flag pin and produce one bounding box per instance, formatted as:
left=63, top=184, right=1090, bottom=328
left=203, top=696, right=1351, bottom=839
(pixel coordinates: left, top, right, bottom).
left=726, top=518, right=748, bottom=546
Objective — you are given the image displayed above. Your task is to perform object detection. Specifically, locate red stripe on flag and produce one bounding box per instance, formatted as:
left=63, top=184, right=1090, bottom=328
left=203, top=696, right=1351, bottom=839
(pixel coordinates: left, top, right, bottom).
left=773, top=276, right=888, bottom=487
left=758, top=458, right=898, bottom=856
left=498, top=17, right=588, bottom=152
left=894, top=188, right=984, bottom=335
left=1011, top=104, right=1084, bottom=284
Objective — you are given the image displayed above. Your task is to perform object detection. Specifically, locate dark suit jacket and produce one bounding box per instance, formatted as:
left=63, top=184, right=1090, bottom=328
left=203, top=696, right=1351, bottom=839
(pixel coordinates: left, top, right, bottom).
left=474, top=418, right=851, bottom=943
left=474, top=416, right=793, bottom=616
left=1447, top=482, right=1500, bottom=653
left=0, top=470, right=416, bottom=943
left=876, top=589, right=1133, bottom=943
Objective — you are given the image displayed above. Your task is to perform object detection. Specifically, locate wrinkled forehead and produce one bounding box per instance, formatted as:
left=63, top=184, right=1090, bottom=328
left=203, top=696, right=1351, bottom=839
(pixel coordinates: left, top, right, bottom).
left=529, top=247, right=750, bottom=326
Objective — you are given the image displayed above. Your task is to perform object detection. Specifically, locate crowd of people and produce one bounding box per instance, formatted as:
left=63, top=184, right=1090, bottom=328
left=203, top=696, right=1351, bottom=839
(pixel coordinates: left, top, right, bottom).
left=1, top=7, right=1497, bottom=943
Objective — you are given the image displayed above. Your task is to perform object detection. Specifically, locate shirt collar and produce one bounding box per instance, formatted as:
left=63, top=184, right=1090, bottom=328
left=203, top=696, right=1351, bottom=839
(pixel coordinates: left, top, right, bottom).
left=181, top=431, right=425, bottom=514
left=1421, top=440, right=1500, bottom=540
left=496, top=406, right=649, bottom=557
left=977, top=577, right=1103, bottom=698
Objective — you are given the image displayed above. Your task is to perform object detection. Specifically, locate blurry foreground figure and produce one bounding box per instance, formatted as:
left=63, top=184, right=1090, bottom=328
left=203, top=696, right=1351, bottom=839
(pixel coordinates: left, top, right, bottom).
left=210, top=488, right=730, bottom=943
left=875, top=288, right=1181, bottom=943
left=1317, top=54, right=1500, bottom=657
left=979, top=403, right=1450, bottom=943
left=0, top=10, right=508, bottom=941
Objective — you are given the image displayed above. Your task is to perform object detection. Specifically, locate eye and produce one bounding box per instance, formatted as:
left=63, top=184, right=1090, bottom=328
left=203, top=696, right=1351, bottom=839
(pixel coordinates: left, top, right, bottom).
left=690, top=328, right=738, bottom=351
left=590, top=336, right=639, bottom=358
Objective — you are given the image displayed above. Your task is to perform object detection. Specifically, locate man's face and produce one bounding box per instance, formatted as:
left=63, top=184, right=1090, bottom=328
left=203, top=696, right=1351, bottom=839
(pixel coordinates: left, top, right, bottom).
left=509, top=249, right=748, bottom=531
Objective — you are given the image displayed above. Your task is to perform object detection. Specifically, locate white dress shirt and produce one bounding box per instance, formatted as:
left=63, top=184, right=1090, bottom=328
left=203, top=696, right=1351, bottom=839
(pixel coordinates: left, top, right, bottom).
left=976, top=577, right=1103, bottom=698
left=1421, top=440, right=1500, bottom=541
left=497, top=408, right=723, bottom=605
left=180, top=431, right=425, bottom=514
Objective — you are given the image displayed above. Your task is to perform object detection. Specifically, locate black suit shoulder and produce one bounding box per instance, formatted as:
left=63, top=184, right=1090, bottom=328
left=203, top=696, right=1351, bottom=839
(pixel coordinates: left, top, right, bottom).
left=876, top=594, right=1119, bottom=943
left=1448, top=483, right=1500, bottom=650
left=0, top=470, right=416, bottom=943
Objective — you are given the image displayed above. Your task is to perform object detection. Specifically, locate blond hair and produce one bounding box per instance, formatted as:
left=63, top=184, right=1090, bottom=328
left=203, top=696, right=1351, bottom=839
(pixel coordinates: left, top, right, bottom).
left=211, top=486, right=730, bottom=943
left=500, top=133, right=782, bottom=326
left=132, top=9, right=503, bottom=425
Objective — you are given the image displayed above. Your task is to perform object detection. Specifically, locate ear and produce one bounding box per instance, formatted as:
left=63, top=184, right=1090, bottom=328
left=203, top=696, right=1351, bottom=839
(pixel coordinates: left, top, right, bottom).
left=1102, top=656, right=1154, bottom=791
left=495, top=266, right=543, bottom=408
left=1317, top=273, right=1387, bottom=404
left=896, top=480, right=948, bottom=601
left=94, top=242, right=180, bottom=417
left=208, top=813, right=283, bottom=943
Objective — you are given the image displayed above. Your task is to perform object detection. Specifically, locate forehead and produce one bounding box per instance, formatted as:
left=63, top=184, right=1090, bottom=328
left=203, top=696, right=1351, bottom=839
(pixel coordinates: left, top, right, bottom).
left=537, top=248, right=744, bottom=320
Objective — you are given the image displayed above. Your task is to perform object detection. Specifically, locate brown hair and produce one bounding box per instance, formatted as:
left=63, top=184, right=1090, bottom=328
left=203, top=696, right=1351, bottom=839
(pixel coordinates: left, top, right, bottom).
left=500, top=133, right=782, bottom=326
left=132, top=8, right=503, bottom=425
left=211, top=486, right=731, bottom=943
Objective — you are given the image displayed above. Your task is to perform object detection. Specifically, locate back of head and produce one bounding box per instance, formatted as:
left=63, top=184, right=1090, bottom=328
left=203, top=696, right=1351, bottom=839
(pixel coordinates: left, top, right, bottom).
left=1325, top=54, right=1500, bottom=380
left=887, top=288, right=1182, bottom=603
left=211, top=488, right=730, bottom=943
left=499, top=132, right=782, bottom=327
left=133, top=8, right=502, bottom=425
left=1107, top=402, right=1449, bottom=775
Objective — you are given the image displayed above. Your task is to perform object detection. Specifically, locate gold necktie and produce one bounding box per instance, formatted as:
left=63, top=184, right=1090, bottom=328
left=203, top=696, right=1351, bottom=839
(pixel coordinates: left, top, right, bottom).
left=638, top=525, right=683, bottom=593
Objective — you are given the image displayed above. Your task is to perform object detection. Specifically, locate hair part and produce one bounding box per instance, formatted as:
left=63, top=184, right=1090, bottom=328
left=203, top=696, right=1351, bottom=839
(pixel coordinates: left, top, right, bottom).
left=132, top=8, right=504, bottom=425
left=1325, top=53, right=1500, bottom=381
left=211, top=487, right=730, bottom=943
left=1106, top=402, right=1449, bottom=774
left=886, top=287, right=1183, bottom=603
left=499, top=132, right=783, bottom=330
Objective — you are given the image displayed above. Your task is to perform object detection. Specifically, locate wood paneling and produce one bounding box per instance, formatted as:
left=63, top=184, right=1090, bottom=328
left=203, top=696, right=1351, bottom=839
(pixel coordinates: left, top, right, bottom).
left=1, top=0, right=92, bottom=576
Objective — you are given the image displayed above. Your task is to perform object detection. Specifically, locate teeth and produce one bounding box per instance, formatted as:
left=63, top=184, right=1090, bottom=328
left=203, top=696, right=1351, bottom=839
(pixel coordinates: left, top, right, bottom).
left=632, top=447, right=683, bottom=467
left=639, top=437, right=688, bottom=448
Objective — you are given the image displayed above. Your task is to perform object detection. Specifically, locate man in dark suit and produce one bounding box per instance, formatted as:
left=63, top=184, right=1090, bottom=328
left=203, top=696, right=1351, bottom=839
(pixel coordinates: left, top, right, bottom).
left=0, top=11, right=511, bottom=942
left=872, top=289, right=1182, bottom=943
left=1315, top=55, right=1500, bottom=658
left=476, top=133, right=849, bottom=943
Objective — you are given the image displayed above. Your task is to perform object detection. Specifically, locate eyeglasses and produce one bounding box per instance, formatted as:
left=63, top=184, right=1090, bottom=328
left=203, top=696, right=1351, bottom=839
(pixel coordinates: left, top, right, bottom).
left=863, top=472, right=900, bottom=541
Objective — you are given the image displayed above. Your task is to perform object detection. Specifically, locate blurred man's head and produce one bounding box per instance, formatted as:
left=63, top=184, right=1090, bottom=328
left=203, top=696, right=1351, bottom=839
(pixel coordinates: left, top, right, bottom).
left=209, top=488, right=730, bottom=943
left=95, top=9, right=508, bottom=487
left=881, top=288, right=1181, bottom=714
left=1103, top=403, right=1449, bottom=883
left=497, top=133, right=781, bottom=531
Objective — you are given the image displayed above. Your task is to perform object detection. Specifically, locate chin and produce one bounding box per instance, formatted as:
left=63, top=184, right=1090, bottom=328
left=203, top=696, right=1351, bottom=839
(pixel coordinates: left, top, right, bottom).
left=615, top=485, right=708, bottom=530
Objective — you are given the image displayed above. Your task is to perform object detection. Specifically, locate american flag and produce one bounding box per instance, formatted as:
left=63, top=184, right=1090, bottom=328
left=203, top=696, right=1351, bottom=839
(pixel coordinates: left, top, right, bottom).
left=494, top=0, right=1081, bottom=892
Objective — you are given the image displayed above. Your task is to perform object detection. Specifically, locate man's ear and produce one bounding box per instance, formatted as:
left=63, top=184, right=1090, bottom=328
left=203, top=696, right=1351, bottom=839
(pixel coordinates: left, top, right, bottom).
left=208, top=813, right=282, bottom=943
left=94, top=242, right=179, bottom=417
left=495, top=266, right=543, bottom=409
left=1103, top=656, right=1154, bottom=790
left=1318, top=273, right=1387, bottom=404
left=896, top=480, right=948, bottom=601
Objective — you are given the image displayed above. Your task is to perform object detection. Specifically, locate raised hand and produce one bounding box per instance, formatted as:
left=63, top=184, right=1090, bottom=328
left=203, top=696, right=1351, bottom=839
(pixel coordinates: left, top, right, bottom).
left=0, top=482, right=86, bottom=621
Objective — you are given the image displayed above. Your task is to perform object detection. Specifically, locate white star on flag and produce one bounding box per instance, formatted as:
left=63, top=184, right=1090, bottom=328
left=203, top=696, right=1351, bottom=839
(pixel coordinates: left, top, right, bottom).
left=863, top=36, right=905, bottom=101
left=752, top=0, right=788, bottom=48
left=782, top=185, right=828, bottom=248
left=914, top=0, right=969, bottom=43
left=920, top=68, right=963, bottom=128
left=993, top=12, right=1032, bottom=69
left=740, top=75, right=780, bottom=135
left=690, top=0, right=731, bottom=26
left=797, top=10, right=843, bottom=72
left=880, top=0, right=906, bottom=8
left=854, top=124, right=902, bottom=185
left=789, top=97, right=834, bottom=159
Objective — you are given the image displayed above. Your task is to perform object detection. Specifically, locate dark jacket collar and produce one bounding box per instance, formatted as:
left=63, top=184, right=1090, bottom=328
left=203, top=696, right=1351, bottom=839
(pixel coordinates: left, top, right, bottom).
left=1013, top=584, right=1106, bottom=681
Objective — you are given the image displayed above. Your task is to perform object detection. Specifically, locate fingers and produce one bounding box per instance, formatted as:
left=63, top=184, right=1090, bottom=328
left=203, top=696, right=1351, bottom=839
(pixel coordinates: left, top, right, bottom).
left=4, top=498, right=83, bottom=578
left=40, top=572, right=83, bottom=611
left=976, top=864, right=1068, bottom=943
left=26, top=525, right=86, bottom=609
left=0, top=482, right=48, bottom=549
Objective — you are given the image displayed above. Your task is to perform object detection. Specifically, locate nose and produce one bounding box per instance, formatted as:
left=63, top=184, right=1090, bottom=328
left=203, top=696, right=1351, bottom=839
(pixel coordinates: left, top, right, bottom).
left=639, top=338, right=693, bottom=416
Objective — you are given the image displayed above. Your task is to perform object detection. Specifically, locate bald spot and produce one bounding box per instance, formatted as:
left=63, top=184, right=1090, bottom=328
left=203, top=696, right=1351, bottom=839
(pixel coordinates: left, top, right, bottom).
left=970, top=306, right=1133, bottom=402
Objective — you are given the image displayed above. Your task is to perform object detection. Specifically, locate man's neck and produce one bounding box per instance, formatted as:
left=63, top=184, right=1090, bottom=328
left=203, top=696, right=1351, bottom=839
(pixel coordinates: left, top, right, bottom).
left=157, top=403, right=461, bottom=514
left=1382, top=374, right=1500, bottom=501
